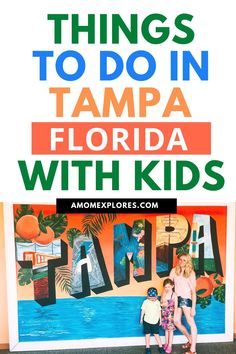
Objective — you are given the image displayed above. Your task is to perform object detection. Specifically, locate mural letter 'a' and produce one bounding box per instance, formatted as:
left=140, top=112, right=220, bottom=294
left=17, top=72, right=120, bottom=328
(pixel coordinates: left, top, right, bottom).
left=114, top=219, right=152, bottom=286
left=71, top=234, right=113, bottom=298
left=189, top=214, right=223, bottom=275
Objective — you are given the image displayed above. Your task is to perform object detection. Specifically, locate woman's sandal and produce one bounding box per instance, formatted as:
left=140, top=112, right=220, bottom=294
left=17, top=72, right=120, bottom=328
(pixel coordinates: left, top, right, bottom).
left=182, top=342, right=191, bottom=349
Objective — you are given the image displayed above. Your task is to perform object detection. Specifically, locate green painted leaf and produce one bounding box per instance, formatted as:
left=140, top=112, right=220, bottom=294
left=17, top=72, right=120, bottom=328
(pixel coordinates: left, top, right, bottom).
left=43, top=213, right=68, bottom=238
left=120, top=257, right=126, bottom=266
left=66, top=228, right=81, bottom=248
left=197, top=295, right=211, bottom=309
left=18, top=268, right=33, bottom=286
left=14, top=204, right=34, bottom=226
left=176, top=244, right=190, bottom=255
left=197, top=288, right=207, bottom=296
left=15, top=237, right=33, bottom=243
left=38, top=210, right=44, bottom=223
left=132, top=219, right=145, bottom=234
left=39, top=222, right=47, bottom=233
left=213, top=284, right=225, bottom=303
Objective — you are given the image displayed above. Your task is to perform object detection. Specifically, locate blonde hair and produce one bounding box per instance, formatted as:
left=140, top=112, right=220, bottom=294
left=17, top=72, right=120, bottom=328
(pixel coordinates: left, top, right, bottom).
left=175, top=253, right=194, bottom=278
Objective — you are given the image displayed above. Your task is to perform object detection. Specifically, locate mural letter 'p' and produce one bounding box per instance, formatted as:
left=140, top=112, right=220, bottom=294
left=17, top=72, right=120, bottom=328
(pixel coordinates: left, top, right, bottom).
left=114, top=219, right=152, bottom=287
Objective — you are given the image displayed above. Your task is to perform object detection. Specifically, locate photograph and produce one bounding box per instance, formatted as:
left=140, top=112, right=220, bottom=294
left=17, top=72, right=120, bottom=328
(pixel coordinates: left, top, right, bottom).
left=0, top=1, right=236, bottom=353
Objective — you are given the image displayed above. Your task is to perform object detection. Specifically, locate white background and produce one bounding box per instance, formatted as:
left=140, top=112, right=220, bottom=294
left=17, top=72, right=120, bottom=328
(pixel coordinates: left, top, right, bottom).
left=0, top=0, right=236, bottom=204
left=0, top=2, right=235, bottom=349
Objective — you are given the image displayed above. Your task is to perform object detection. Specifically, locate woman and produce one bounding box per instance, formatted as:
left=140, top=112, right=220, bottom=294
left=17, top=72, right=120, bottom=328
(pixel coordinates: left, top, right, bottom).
left=169, top=253, right=197, bottom=354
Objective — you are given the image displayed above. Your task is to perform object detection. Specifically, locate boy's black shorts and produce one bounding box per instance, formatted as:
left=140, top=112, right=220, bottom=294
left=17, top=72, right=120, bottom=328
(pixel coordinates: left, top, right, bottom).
left=143, top=320, right=160, bottom=334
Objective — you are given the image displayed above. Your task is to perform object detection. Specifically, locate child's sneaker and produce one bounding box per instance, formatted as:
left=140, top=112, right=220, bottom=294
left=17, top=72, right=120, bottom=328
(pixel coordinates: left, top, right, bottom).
left=145, top=348, right=151, bottom=354
left=158, top=347, right=165, bottom=354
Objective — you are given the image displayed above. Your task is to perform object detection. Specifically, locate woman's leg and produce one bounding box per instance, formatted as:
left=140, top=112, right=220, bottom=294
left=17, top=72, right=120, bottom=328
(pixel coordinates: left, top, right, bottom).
left=182, top=307, right=197, bottom=352
left=174, top=307, right=192, bottom=343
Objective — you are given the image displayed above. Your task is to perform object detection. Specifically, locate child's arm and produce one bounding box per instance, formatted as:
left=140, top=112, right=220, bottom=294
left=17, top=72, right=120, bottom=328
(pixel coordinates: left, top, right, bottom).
left=173, top=292, right=178, bottom=317
left=160, top=292, right=167, bottom=306
left=140, top=309, right=145, bottom=324
left=160, top=292, right=164, bottom=305
left=159, top=306, right=162, bottom=322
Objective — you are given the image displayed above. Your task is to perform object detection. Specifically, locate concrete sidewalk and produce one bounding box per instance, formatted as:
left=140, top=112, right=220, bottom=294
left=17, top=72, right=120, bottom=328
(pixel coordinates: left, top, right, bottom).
left=1, top=341, right=236, bottom=354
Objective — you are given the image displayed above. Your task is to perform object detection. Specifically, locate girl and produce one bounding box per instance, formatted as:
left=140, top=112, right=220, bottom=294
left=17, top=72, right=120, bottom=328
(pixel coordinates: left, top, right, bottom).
left=161, top=278, right=177, bottom=354
left=169, top=253, right=197, bottom=354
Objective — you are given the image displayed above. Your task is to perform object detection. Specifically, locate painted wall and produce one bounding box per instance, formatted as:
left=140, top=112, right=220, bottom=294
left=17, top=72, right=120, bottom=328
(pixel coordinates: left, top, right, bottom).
left=0, top=204, right=236, bottom=345
left=235, top=214, right=236, bottom=337
left=0, top=203, right=8, bottom=345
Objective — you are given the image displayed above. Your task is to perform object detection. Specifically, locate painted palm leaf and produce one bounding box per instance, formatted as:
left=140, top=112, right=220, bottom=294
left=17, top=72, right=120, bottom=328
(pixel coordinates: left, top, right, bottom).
left=82, top=213, right=117, bottom=237
left=55, top=265, right=71, bottom=294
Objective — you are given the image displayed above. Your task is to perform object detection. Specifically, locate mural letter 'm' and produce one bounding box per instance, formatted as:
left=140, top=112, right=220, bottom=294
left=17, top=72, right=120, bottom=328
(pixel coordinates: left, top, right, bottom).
left=114, top=219, right=152, bottom=287
left=156, top=214, right=191, bottom=277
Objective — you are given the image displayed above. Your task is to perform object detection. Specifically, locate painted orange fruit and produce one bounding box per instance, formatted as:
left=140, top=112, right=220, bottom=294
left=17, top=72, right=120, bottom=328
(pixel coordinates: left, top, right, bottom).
left=34, top=226, right=55, bottom=245
left=16, top=215, right=40, bottom=240
left=196, top=276, right=213, bottom=298
left=208, top=273, right=223, bottom=288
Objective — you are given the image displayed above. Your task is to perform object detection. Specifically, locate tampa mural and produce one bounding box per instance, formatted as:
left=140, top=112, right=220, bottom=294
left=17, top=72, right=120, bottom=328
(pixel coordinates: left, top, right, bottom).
left=13, top=204, right=227, bottom=342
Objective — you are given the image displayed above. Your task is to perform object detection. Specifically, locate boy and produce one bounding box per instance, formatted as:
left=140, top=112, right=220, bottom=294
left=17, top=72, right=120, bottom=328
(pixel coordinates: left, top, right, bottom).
left=140, top=287, right=165, bottom=354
